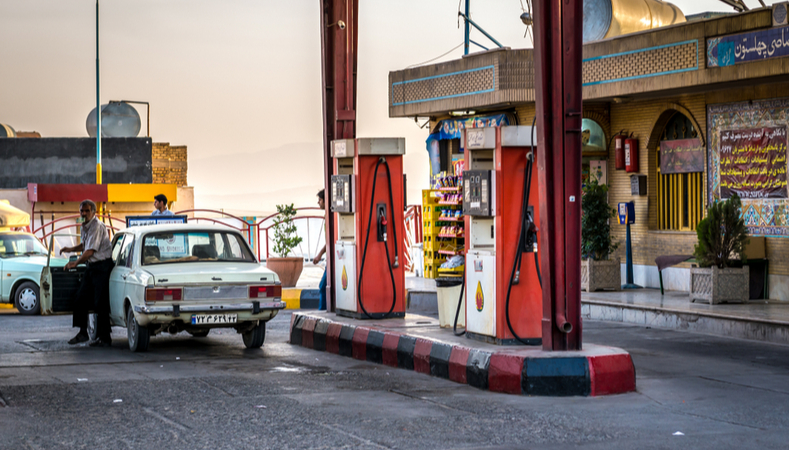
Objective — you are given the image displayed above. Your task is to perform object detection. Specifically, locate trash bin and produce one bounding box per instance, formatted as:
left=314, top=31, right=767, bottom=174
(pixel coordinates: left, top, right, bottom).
left=436, top=277, right=464, bottom=329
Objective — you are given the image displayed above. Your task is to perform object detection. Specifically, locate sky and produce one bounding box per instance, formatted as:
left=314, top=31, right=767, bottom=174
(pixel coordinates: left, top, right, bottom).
left=0, top=0, right=750, bottom=214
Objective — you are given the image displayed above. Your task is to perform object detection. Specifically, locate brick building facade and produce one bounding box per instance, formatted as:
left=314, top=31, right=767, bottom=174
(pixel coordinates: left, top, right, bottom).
left=389, top=7, right=789, bottom=300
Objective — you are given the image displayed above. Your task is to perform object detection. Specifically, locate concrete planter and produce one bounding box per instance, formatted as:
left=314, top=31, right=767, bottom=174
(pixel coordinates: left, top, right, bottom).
left=581, top=258, right=621, bottom=292
left=266, top=257, right=304, bottom=288
left=689, top=265, right=749, bottom=304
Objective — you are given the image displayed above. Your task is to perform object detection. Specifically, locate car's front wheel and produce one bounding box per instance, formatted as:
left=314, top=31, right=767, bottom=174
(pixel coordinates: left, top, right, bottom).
left=127, top=308, right=150, bottom=352
left=15, top=282, right=40, bottom=316
left=242, top=321, right=266, bottom=349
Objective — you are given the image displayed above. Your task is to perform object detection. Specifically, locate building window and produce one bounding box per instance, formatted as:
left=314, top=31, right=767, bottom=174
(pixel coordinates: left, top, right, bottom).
left=656, top=113, right=704, bottom=231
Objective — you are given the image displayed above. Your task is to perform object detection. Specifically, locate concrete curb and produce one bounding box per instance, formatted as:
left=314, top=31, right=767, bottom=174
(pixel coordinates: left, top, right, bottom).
left=289, top=312, right=636, bottom=397
left=283, top=289, right=321, bottom=310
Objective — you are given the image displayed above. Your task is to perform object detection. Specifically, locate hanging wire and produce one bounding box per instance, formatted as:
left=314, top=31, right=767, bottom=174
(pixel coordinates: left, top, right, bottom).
left=406, top=42, right=464, bottom=68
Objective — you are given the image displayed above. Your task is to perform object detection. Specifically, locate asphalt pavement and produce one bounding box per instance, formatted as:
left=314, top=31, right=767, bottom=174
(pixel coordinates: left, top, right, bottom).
left=0, top=311, right=786, bottom=449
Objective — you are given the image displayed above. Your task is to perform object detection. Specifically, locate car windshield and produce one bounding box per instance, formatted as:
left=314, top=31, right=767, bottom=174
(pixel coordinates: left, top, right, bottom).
left=0, top=234, right=49, bottom=258
left=141, top=230, right=256, bottom=265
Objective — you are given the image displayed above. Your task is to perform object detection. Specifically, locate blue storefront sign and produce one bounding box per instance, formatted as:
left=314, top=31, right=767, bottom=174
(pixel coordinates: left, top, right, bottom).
left=708, top=26, right=789, bottom=67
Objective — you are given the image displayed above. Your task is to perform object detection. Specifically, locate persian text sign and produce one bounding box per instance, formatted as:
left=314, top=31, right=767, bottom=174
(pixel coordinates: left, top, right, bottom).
left=660, top=138, right=705, bottom=174
left=707, top=27, right=789, bottom=67
left=719, top=127, right=788, bottom=199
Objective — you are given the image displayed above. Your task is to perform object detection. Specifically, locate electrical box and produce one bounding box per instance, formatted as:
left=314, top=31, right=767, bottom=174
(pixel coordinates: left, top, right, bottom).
left=330, top=174, right=354, bottom=213
left=630, top=174, right=647, bottom=196
left=463, top=170, right=495, bottom=217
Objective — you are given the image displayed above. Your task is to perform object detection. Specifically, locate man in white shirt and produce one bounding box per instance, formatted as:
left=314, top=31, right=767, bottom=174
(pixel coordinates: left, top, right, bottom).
left=152, top=194, right=175, bottom=216
left=61, top=200, right=114, bottom=347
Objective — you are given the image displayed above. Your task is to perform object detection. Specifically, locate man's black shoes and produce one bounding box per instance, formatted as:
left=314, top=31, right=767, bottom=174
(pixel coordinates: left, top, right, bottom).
left=89, top=338, right=112, bottom=348
left=68, top=332, right=89, bottom=345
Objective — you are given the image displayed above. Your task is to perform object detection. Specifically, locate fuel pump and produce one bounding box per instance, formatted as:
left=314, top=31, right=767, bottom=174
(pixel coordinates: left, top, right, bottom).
left=462, top=126, right=542, bottom=345
left=330, top=138, right=406, bottom=319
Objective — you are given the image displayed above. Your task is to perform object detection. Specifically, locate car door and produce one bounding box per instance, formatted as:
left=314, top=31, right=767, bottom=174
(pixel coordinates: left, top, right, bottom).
left=108, top=234, right=132, bottom=324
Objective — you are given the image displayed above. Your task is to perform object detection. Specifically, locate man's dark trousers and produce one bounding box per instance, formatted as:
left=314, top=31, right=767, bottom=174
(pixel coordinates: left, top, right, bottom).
left=72, top=259, right=114, bottom=341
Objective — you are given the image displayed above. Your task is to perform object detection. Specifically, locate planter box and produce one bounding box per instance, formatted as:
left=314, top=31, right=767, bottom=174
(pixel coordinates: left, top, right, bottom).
left=266, top=257, right=304, bottom=288
left=689, top=266, right=749, bottom=304
left=581, top=258, right=621, bottom=292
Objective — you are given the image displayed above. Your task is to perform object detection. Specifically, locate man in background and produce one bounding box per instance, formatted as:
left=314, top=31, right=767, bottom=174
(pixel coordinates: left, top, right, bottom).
left=152, top=194, right=174, bottom=216
left=312, top=189, right=327, bottom=311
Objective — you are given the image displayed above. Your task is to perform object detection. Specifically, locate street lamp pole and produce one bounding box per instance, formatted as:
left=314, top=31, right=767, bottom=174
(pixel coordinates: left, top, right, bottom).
left=95, top=0, right=102, bottom=184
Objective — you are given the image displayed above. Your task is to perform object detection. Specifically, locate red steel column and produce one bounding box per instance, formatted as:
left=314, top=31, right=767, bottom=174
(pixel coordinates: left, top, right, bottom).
left=533, top=0, right=583, bottom=350
left=320, top=0, right=358, bottom=311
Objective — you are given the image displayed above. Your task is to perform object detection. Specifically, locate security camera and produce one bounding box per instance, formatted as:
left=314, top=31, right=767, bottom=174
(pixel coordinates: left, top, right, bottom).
left=338, top=20, right=346, bottom=30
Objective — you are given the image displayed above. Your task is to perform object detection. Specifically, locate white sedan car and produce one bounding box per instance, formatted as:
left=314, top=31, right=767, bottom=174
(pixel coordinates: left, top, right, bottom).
left=41, top=224, right=285, bottom=352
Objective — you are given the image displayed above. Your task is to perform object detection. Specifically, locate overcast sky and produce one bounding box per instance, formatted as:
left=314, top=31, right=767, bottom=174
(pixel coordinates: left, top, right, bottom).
left=0, top=0, right=751, bottom=212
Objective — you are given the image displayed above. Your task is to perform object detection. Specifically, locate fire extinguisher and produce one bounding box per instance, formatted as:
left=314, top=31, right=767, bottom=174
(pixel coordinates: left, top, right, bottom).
left=614, top=131, right=627, bottom=170
left=625, top=133, right=639, bottom=173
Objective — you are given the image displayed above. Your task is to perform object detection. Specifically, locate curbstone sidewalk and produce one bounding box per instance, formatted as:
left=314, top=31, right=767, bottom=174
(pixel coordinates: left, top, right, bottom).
left=289, top=312, right=636, bottom=397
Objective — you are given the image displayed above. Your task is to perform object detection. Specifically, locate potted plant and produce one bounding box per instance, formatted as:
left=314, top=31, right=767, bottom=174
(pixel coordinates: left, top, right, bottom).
left=581, top=179, right=620, bottom=292
left=689, top=193, right=749, bottom=304
left=266, top=204, right=304, bottom=288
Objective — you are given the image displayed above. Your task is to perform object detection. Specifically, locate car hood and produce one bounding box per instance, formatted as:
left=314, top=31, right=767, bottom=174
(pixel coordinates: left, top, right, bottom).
left=1, top=255, right=69, bottom=269
left=141, top=262, right=279, bottom=286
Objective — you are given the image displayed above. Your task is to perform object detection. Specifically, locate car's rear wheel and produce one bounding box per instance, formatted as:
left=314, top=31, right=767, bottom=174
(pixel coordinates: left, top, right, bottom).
left=242, top=321, right=266, bottom=349
left=127, top=308, right=150, bottom=352
left=188, top=329, right=210, bottom=338
left=15, top=282, right=40, bottom=316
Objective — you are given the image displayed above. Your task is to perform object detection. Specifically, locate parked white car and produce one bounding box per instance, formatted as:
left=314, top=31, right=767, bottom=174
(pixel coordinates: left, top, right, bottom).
left=41, top=224, right=285, bottom=352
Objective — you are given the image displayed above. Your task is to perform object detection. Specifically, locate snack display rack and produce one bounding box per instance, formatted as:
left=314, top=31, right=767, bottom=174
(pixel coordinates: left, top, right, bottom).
left=422, top=171, right=465, bottom=278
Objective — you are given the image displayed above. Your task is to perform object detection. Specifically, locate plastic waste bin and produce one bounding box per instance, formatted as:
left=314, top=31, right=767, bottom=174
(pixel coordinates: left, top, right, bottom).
left=436, top=277, right=464, bottom=329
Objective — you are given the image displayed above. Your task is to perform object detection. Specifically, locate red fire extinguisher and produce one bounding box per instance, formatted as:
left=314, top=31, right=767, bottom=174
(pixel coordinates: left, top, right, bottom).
left=614, top=131, right=627, bottom=170
left=625, top=133, right=639, bottom=173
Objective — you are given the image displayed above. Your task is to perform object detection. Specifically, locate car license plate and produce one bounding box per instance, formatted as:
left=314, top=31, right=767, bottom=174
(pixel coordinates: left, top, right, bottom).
left=191, top=314, right=237, bottom=325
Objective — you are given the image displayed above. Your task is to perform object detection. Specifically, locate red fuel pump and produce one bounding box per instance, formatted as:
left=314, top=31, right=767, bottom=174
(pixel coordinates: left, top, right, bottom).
left=330, top=138, right=406, bottom=319
left=614, top=132, right=627, bottom=170
left=624, top=134, right=639, bottom=173
left=461, top=126, right=542, bottom=345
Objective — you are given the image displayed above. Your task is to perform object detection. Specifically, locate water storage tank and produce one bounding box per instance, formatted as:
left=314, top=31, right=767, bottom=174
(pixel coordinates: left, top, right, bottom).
left=86, top=102, right=141, bottom=138
left=583, top=0, right=685, bottom=43
left=0, top=123, right=16, bottom=138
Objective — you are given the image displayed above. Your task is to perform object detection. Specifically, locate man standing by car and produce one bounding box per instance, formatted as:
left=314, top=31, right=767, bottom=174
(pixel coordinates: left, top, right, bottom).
left=152, top=194, right=174, bottom=216
left=61, top=200, right=114, bottom=347
left=312, top=189, right=327, bottom=311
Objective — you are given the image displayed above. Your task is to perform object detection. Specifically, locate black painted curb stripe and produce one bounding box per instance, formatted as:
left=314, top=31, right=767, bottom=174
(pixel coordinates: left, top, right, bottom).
left=466, top=349, right=492, bottom=390
left=290, top=314, right=304, bottom=346
left=313, top=319, right=329, bottom=352
left=366, top=330, right=385, bottom=364
left=429, top=342, right=453, bottom=379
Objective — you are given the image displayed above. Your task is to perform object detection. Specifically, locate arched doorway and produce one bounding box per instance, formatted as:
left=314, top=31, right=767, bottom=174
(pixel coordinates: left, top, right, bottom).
left=655, top=112, right=705, bottom=231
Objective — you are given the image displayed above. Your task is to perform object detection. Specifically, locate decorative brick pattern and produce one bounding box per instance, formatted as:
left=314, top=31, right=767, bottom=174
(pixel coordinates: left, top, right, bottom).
left=391, top=66, right=495, bottom=106
left=582, top=41, right=698, bottom=86
left=152, top=142, right=188, bottom=186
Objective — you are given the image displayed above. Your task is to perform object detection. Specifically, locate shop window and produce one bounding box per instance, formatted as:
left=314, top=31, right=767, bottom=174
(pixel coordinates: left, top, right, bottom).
left=582, top=119, right=607, bottom=187
left=656, top=113, right=704, bottom=231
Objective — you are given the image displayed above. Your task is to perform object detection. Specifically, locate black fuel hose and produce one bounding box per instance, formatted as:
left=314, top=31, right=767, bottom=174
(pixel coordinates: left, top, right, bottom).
left=357, top=157, right=398, bottom=319
left=452, top=265, right=466, bottom=336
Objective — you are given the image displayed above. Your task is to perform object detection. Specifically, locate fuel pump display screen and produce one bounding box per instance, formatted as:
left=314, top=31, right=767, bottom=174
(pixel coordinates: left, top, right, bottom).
left=463, top=170, right=494, bottom=217
left=330, top=174, right=354, bottom=213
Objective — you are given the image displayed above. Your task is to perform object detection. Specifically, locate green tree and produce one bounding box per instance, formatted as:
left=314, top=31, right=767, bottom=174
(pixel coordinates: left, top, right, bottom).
left=581, top=179, right=619, bottom=261
left=271, top=204, right=303, bottom=257
left=693, top=193, right=748, bottom=268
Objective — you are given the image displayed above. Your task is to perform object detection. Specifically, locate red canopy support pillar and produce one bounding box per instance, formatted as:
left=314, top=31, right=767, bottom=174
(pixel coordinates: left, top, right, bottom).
left=320, top=0, right=358, bottom=311
left=533, top=0, right=583, bottom=351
